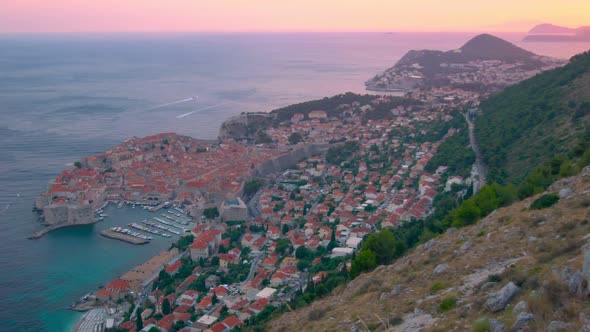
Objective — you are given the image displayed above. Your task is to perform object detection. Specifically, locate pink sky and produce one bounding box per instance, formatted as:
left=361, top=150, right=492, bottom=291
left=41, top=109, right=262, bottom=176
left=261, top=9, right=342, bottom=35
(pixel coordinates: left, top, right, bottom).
left=1, top=0, right=589, bottom=33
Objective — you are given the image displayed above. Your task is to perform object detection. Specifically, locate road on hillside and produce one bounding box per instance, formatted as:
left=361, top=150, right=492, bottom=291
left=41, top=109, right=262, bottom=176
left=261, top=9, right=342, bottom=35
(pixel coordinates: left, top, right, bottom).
left=465, top=110, right=487, bottom=193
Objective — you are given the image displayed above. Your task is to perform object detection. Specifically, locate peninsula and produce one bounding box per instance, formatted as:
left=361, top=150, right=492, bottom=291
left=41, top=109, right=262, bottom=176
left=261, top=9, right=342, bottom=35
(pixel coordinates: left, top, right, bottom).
left=365, top=34, right=565, bottom=93
left=32, top=133, right=332, bottom=237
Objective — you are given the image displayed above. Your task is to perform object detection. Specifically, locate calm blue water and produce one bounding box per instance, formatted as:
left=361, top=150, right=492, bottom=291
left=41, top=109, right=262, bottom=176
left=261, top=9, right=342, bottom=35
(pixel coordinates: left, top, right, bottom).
left=0, top=32, right=588, bottom=332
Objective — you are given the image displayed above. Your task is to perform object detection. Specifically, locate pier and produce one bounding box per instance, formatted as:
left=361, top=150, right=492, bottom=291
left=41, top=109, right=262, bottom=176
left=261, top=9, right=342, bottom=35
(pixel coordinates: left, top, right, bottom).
left=100, top=230, right=149, bottom=245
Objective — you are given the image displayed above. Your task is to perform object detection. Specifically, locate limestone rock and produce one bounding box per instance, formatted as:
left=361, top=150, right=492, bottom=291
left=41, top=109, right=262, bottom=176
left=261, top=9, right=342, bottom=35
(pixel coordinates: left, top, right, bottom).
left=566, top=272, right=585, bottom=296
left=512, top=300, right=528, bottom=315
left=558, top=188, right=574, bottom=199
left=486, top=282, right=520, bottom=312
left=510, top=312, right=534, bottom=331
left=546, top=320, right=572, bottom=332
left=391, top=309, right=437, bottom=332
left=580, top=312, right=590, bottom=332
left=379, top=285, right=403, bottom=300
left=489, top=319, right=506, bottom=332
left=480, top=281, right=497, bottom=293
left=583, top=247, right=590, bottom=280
left=433, top=263, right=449, bottom=275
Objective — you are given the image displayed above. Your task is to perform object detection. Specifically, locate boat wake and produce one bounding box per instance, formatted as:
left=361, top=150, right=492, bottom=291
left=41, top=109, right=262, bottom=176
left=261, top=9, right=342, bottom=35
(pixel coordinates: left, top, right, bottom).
left=176, top=100, right=237, bottom=119
left=147, top=96, right=198, bottom=111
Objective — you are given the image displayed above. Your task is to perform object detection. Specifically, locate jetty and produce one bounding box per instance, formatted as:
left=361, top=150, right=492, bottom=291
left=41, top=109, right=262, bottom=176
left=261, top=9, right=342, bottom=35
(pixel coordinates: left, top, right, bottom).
left=100, top=230, right=149, bottom=245
left=29, top=222, right=94, bottom=239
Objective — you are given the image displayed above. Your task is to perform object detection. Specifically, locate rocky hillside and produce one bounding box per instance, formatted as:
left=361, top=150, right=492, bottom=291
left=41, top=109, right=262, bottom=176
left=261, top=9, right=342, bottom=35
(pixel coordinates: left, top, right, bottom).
left=218, top=112, right=275, bottom=142
left=268, top=167, right=590, bottom=331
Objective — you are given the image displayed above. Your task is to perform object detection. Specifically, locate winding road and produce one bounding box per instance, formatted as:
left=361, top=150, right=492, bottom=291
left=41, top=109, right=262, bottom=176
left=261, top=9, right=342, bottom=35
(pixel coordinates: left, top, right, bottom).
left=465, top=110, right=487, bottom=193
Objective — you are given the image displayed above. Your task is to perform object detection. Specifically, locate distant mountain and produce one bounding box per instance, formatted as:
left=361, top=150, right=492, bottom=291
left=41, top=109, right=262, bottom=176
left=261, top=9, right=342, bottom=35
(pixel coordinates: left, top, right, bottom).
left=524, top=23, right=590, bottom=42
left=395, top=34, right=537, bottom=67
left=459, top=34, right=536, bottom=61
left=366, top=34, right=564, bottom=93
left=528, top=23, right=576, bottom=34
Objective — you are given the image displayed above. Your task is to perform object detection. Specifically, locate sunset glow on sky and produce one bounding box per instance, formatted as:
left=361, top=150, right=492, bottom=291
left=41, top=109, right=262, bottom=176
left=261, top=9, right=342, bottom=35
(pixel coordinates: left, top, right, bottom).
left=1, top=0, right=589, bottom=33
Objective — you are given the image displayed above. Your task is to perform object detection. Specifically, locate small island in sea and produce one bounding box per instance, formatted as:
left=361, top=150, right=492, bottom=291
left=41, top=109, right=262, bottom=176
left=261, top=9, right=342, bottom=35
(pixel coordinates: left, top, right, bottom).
left=523, top=23, right=590, bottom=42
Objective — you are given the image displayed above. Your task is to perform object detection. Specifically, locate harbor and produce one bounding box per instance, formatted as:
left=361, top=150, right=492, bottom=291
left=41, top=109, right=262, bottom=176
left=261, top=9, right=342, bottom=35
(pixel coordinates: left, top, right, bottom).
left=97, top=202, right=194, bottom=245
left=100, top=229, right=150, bottom=245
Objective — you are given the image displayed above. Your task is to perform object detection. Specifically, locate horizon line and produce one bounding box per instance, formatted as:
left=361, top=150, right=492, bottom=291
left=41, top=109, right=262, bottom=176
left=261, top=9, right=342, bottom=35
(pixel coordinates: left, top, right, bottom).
left=0, top=29, right=532, bottom=36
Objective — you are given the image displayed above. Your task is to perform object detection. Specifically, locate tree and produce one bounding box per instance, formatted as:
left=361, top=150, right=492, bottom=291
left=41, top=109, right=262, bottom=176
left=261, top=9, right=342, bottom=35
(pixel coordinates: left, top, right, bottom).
left=473, top=185, right=499, bottom=216
left=211, top=256, right=220, bottom=266
left=350, top=249, right=377, bottom=278
left=282, top=224, right=290, bottom=234
left=74, top=161, right=82, bottom=168
left=203, top=207, right=219, bottom=220
left=162, top=298, right=171, bottom=315
left=212, top=293, right=218, bottom=304
left=452, top=199, right=481, bottom=227
left=173, top=321, right=185, bottom=330
left=136, top=307, right=144, bottom=330
left=362, top=229, right=400, bottom=265
left=288, top=132, right=303, bottom=145
left=295, top=246, right=312, bottom=260
left=327, top=229, right=337, bottom=251
left=275, top=238, right=291, bottom=255
left=244, top=179, right=265, bottom=196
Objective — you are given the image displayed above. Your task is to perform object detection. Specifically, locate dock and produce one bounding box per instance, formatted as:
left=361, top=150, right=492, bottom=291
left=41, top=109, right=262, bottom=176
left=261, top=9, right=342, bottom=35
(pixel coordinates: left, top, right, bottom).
left=100, top=230, right=149, bottom=245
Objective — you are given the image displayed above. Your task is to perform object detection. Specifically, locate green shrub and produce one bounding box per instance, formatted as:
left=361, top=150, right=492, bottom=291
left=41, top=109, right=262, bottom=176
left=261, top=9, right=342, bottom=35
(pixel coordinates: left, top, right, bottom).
left=530, top=194, right=560, bottom=210
left=473, top=318, right=491, bottom=332
left=439, top=296, right=458, bottom=312
left=430, top=281, right=447, bottom=294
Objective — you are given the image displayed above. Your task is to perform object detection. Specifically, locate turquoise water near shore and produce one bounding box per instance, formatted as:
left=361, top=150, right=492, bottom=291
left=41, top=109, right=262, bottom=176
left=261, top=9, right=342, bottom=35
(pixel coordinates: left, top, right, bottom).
left=0, top=32, right=587, bottom=332
left=4, top=205, right=177, bottom=331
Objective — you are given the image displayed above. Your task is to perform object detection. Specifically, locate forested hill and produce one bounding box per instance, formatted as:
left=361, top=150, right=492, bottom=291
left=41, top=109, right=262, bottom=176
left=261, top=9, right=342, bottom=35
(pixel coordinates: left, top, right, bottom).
left=458, top=33, right=536, bottom=62
left=475, top=51, right=590, bottom=184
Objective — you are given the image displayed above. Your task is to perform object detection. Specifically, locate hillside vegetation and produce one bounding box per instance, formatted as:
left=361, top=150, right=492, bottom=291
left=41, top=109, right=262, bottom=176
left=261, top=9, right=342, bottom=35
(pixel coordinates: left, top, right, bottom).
left=476, top=51, right=590, bottom=184
left=269, top=168, right=590, bottom=331
left=261, top=52, right=590, bottom=332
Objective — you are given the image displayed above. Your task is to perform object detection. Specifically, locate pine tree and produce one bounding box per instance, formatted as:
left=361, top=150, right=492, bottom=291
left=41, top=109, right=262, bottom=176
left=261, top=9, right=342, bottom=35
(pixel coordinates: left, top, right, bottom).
left=136, top=307, right=144, bottom=330
left=162, top=298, right=171, bottom=315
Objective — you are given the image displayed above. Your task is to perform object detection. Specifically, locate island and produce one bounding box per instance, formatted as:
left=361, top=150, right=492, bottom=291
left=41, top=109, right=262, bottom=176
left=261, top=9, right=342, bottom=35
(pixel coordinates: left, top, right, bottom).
left=365, top=33, right=565, bottom=93
left=523, top=23, right=590, bottom=42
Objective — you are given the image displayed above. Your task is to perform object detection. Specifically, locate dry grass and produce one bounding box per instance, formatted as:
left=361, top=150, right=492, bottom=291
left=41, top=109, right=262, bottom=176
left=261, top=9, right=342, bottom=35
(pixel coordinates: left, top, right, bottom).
left=267, top=174, right=590, bottom=332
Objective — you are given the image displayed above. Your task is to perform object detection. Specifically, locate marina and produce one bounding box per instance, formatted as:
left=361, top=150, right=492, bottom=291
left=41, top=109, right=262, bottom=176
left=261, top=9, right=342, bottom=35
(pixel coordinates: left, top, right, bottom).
left=100, top=229, right=150, bottom=245
left=142, top=220, right=182, bottom=235
left=95, top=202, right=193, bottom=244
left=128, top=222, right=172, bottom=238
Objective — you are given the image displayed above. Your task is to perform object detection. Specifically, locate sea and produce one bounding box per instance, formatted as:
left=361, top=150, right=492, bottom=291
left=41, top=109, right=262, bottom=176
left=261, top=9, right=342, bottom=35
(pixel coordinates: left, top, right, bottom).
left=0, top=32, right=588, bottom=332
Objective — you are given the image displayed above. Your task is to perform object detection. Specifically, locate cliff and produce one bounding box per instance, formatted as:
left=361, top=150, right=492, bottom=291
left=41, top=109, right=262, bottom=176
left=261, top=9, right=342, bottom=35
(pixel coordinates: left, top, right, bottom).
left=268, top=168, right=590, bottom=331
left=218, top=112, right=275, bottom=142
